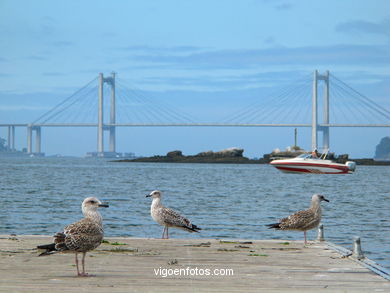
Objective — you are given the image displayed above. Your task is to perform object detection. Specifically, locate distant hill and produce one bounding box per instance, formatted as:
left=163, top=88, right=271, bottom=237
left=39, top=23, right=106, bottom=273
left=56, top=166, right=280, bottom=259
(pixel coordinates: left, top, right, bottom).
left=113, top=146, right=390, bottom=166
left=374, top=137, right=390, bottom=160
left=114, top=148, right=266, bottom=164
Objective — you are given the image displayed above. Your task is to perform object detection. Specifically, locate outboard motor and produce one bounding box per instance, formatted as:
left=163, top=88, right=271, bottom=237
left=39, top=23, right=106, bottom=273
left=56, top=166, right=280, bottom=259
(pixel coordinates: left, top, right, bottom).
left=345, top=161, right=356, bottom=173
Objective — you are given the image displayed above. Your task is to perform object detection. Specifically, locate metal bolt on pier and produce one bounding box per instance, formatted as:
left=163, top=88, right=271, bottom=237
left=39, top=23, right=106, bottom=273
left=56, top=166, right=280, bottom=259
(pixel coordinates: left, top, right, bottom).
left=316, top=224, right=325, bottom=242
left=353, top=237, right=365, bottom=260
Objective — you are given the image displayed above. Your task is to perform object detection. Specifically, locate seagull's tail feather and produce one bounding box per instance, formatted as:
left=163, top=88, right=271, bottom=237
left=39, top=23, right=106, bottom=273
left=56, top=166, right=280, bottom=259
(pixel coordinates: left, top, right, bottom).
left=191, top=224, right=202, bottom=231
left=37, top=243, right=58, bottom=256
left=183, top=223, right=202, bottom=233
left=37, top=232, right=68, bottom=256
left=37, top=243, right=55, bottom=250
left=266, top=223, right=281, bottom=229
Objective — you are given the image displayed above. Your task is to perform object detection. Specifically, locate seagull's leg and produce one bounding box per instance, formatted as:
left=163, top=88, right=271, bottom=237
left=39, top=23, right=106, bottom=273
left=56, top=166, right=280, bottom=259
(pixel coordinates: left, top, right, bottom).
left=75, top=253, right=80, bottom=276
left=304, top=231, right=307, bottom=245
left=162, top=226, right=166, bottom=239
left=81, top=252, right=87, bottom=276
left=166, top=227, right=169, bottom=239
left=79, top=252, right=88, bottom=277
left=79, top=252, right=94, bottom=277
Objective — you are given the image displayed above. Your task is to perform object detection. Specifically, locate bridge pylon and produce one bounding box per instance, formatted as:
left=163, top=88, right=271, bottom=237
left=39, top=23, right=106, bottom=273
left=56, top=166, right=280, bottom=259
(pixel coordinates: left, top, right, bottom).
left=7, top=125, right=15, bottom=151
left=312, top=70, right=330, bottom=152
left=97, top=72, right=117, bottom=157
left=27, top=124, right=44, bottom=156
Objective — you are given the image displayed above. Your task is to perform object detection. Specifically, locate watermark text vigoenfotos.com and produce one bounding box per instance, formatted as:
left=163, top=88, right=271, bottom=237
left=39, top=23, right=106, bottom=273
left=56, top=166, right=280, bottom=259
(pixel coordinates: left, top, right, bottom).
left=154, top=267, right=234, bottom=278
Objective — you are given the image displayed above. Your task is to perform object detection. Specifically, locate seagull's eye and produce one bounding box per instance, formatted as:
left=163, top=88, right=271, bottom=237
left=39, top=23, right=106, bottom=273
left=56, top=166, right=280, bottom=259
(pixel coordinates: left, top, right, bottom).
left=89, top=200, right=96, bottom=204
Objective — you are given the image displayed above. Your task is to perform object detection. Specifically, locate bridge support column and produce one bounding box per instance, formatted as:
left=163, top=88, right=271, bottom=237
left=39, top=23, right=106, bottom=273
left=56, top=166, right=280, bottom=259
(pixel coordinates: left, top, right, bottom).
left=11, top=126, right=15, bottom=151
left=98, top=73, right=104, bottom=156
left=312, top=70, right=318, bottom=151
left=7, top=126, right=13, bottom=150
left=7, top=126, right=10, bottom=150
left=322, top=70, right=330, bottom=152
left=27, top=124, right=33, bottom=154
left=35, top=126, right=41, bottom=154
left=6, top=125, right=15, bottom=151
left=314, top=70, right=330, bottom=153
left=109, top=72, right=116, bottom=153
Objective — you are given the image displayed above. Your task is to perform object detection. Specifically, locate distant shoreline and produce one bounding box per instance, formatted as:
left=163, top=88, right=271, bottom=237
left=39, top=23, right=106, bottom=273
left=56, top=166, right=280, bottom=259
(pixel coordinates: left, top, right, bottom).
left=113, top=156, right=390, bottom=166
left=2, top=151, right=390, bottom=165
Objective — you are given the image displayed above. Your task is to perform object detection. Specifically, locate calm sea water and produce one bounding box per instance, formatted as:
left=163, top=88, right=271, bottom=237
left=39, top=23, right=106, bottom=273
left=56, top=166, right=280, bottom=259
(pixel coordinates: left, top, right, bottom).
left=0, top=157, right=389, bottom=268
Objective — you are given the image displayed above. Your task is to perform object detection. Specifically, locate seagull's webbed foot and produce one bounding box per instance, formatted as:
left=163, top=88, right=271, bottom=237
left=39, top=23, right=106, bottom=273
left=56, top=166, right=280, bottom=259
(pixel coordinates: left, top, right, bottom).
left=77, top=272, right=96, bottom=277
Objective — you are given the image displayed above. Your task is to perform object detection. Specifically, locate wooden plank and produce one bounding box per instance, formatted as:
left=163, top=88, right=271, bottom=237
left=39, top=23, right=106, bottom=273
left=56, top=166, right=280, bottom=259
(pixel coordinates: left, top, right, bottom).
left=0, top=236, right=388, bottom=292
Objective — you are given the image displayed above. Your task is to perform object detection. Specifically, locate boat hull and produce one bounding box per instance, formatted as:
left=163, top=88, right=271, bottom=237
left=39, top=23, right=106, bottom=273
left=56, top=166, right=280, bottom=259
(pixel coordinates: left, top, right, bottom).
left=270, top=160, right=351, bottom=174
left=274, top=164, right=349, bottom=174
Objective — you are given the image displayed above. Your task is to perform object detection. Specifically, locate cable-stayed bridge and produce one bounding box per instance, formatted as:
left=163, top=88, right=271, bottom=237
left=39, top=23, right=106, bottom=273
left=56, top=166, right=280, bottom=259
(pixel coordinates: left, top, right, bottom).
left=1, top=70, right=390, bottom=156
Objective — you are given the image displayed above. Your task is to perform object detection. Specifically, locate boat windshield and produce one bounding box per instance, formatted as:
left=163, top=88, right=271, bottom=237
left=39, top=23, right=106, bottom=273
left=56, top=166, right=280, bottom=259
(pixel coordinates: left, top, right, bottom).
left=297, top=153, right=328, bottom=160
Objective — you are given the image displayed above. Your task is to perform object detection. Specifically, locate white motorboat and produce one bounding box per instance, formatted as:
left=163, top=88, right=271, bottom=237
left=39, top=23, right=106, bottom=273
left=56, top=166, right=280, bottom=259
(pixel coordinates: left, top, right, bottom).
left=270, top=153, right=356, bottom=174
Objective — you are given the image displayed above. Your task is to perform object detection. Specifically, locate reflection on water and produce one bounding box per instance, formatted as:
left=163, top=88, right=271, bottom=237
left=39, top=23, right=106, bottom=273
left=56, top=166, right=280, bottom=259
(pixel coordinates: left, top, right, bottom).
left=0, top=157, right=389, bottom=268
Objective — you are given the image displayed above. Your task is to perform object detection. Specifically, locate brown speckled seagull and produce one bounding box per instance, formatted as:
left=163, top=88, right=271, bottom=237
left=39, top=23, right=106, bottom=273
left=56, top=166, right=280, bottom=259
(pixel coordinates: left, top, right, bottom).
left=37, top=197, right=109, bottom=277
left=266, top=194, right=329, bottom=244
left=146, top=190, right=201, bottom=239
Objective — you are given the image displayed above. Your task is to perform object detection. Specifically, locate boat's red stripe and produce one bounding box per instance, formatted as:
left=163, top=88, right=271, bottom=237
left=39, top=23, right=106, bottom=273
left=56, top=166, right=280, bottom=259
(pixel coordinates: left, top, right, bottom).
left=275, top=166, right=348, bottom=174
left=271, top=162, right=348, bottom=171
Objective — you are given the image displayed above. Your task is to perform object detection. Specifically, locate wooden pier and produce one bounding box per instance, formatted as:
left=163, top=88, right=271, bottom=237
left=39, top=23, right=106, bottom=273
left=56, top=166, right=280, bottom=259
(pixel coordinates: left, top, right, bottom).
left=0, top=235, right=388, bottom=292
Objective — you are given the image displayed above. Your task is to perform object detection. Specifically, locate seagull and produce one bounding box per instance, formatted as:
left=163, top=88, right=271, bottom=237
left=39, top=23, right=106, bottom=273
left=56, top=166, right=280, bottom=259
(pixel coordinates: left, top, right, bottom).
left=146, top=190, right=201, bottom=239
left=266, top=194, right=329, bottom=244
left=37, top=197, right=109, bottom=277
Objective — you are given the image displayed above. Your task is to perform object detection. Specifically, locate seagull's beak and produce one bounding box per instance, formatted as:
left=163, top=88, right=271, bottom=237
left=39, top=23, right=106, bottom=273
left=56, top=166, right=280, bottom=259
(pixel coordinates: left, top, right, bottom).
left=98, top=203, right=109, bottom=208
left=145, top=194, right=152, bottom=198
left=323, top=197, right=329, bottom=202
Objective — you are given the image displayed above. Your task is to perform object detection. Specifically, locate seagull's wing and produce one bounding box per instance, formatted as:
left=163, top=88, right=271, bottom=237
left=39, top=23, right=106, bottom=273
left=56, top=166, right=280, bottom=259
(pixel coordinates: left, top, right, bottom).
left=279, top=209, right=318, bottom=230
left=37, top=218, right=104, bottom=255
left=60, top=218, right=104, bottom=252
left=159, top=206, right=201, bottom=232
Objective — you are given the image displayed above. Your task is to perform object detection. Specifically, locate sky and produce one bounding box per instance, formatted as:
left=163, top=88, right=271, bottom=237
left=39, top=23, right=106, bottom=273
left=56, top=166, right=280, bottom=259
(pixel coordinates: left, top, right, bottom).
left=0, top=0, right=390, bottom=158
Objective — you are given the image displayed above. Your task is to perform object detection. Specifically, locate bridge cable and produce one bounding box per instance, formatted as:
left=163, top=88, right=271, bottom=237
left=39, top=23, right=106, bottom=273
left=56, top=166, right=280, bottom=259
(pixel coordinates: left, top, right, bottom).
left=219, top=73, right=312, bottom=124
left=330, top=74, right=390, bottom=121
left=32, top=77, right=98, bottom=124
left=117, top=79, right=197, bottom=124
left=40, top=84, right=98, bottom=124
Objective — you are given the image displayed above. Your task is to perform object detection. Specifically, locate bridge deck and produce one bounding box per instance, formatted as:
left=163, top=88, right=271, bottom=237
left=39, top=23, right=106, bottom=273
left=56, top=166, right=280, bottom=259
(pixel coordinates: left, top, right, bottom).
left=2, top=123, right=390, bottom=127
left=0, top=235, right=388, bottom=292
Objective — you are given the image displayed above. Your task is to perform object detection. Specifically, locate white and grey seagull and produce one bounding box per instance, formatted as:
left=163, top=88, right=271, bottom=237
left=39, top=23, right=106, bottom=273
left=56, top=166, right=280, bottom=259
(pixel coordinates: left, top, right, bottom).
left=37, top=197, right=109, bottom=277
left=146, top=190, right=201, bottom=239
left=266, top=194, right=329, bottom=244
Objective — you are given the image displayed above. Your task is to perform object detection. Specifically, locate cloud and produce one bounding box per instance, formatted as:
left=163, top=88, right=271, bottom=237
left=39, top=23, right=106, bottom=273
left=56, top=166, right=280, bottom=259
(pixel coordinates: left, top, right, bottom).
left=76, top=69, right=104, bottom=74
left=51, top=41, right=73, bottom=47
left=333, top=71, right=390, bottom=83
left=264, top=36, right=276, bottom=44
left=117, top=45, right=208, bottom=54
left=0, top=105, right=51, bottom=111
left=39, top=16, right=57, bottom=36
left=259, top=0, right=293, bottom=10
left=131, top=44, right=390, bottom=70
left=99, top=32, right=118, bottom=38
left=335, top=18, right=390, bottom=38
left=275, top=2, right=293, bottom=10
left=142, top=76, right=247, bottom=89
left=24, top=55, right=47, bottom=61
left=119, top=64, right=173, bottom=71
left=42, top=72, right=65, bottom=77
left=139, top=70, right=309, bottom=89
